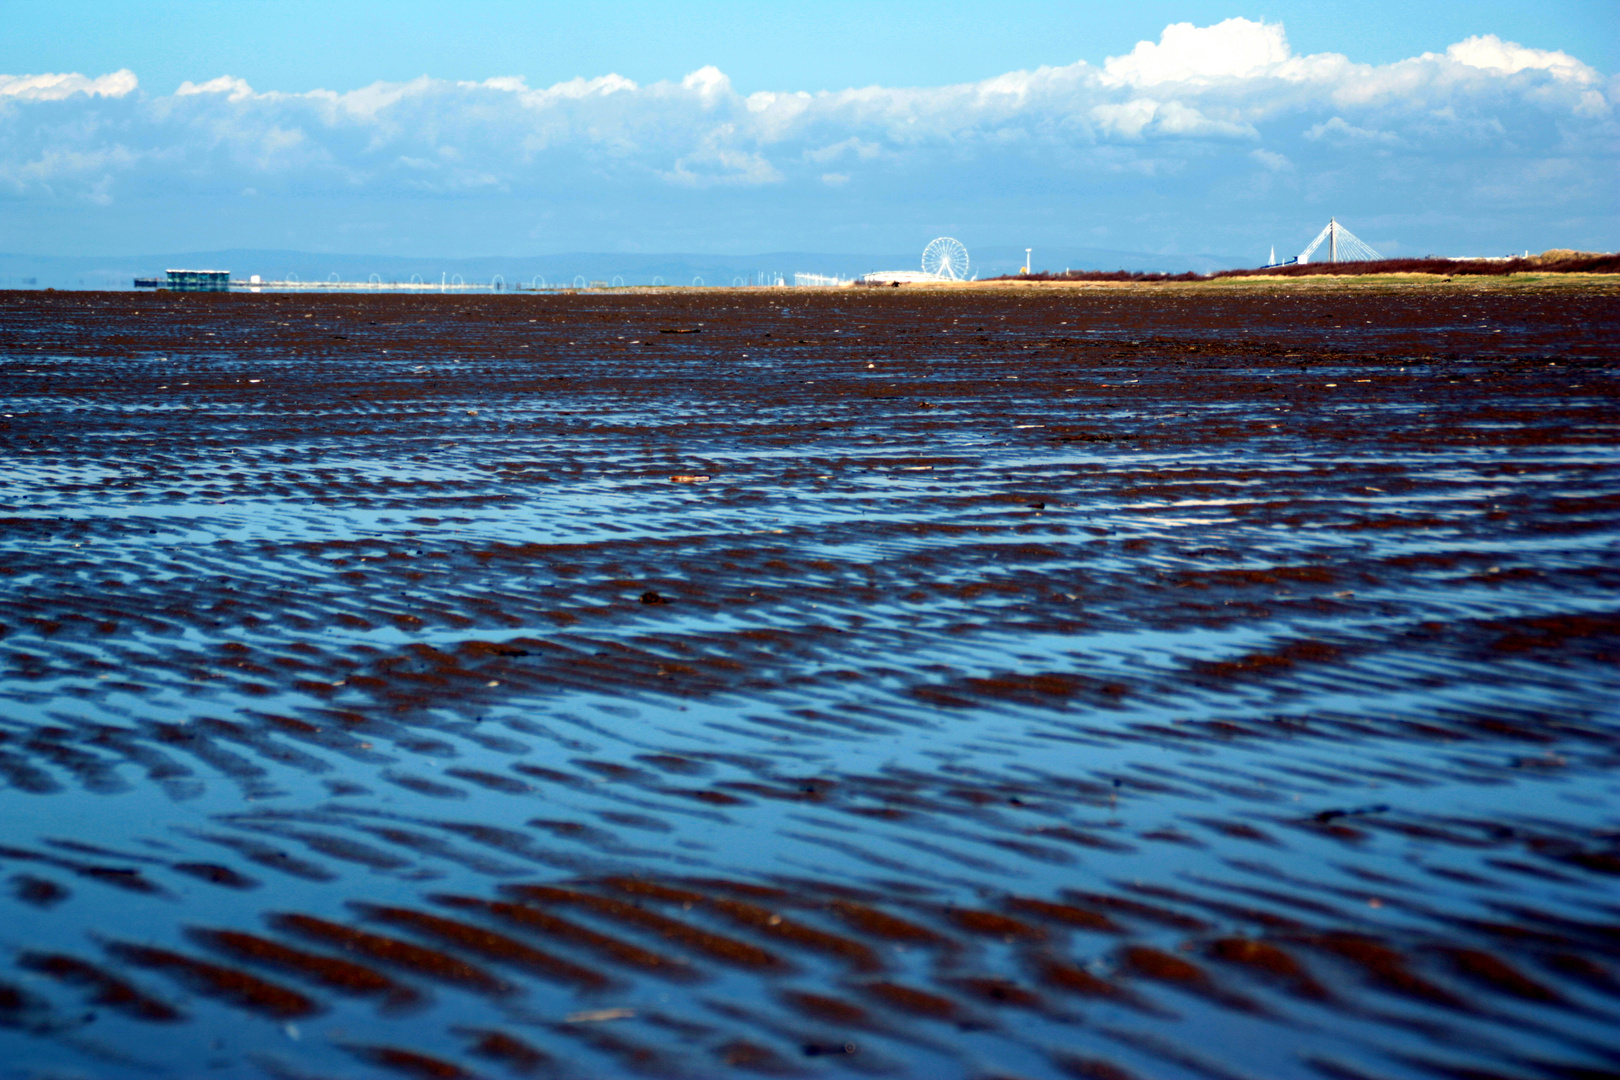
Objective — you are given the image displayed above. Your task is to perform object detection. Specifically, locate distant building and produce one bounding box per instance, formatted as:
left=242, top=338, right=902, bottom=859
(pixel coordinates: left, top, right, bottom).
left=134, top=269, right=231, bottom=292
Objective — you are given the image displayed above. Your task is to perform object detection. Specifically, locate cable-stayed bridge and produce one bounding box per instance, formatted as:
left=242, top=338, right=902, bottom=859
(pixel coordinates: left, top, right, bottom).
left=1267, top=218, right=1383, bottom=268
left=1299, top=217, right=1381, bottom=263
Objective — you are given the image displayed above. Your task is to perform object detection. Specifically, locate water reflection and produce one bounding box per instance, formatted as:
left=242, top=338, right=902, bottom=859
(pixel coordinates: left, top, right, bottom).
left=1, top=286, right=1617, bottom=1078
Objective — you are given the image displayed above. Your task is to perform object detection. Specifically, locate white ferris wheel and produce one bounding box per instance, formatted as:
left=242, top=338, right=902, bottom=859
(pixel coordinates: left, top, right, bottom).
left=921, top=237, right=970, bottom=280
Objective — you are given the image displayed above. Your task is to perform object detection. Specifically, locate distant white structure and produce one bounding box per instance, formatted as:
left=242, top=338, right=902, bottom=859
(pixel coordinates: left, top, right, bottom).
left=858, top=270, right=950, bottom=285
left=794, top=272, right=850, bottom=287
left=861, top=237, right=971, bottom=284
left=1299, top=218, right=1382, bottom=263
left=922, top=237, right=970, bottom=280
left=148, top=273, right=506, bottom=292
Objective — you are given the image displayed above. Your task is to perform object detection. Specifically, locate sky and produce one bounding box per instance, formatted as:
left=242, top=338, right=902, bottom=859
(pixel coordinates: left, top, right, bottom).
left=2, top=1, right=1616, bottom=265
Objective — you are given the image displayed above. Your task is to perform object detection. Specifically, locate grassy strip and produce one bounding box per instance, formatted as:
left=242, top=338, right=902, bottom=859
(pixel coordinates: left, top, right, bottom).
left=990, top=250, right=1619, bottom=283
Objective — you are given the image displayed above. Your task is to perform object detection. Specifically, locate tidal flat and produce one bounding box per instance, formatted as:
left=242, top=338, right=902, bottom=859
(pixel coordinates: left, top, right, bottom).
left=1, top=283, right=1617, bottom=1079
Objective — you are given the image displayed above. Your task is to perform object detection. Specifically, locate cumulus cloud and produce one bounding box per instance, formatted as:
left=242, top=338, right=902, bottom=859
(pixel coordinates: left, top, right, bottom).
left=1101, top=18, right=1291, bottom=86
left=0, top=19, right=1613, bottom=254
left=1445, top=35, right=1597, bottom=83
left=0, top=69, right=137, bottom=101
left=175, top=75, right=256, bottom=101
left=681, top=65, right=731, bottom=102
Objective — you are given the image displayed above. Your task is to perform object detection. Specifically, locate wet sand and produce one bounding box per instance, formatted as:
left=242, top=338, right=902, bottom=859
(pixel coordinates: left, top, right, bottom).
left=1, top=283, right=1618, bottom=1079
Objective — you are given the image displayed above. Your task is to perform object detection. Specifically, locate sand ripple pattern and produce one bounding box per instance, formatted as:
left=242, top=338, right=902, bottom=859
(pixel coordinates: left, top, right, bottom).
left=1, top=286, right=1618, bottom=1078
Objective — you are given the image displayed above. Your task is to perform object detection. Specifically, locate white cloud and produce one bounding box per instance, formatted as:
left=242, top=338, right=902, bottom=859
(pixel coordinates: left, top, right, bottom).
left=1304, top=116, right=1402, bottom=145
left=1090, top=99, right=1160, bottom=139
left=0, top=69, right=137, bottom=101
left=661, top=129, right=783, bottom=186
left=510, top=73, right=637, bottom=105
left=257, top=126, right=307, bottom=164
left=1574, top=90, right=1609, bottom=119
left=0, top=144, right=137, bottom=183
left=802, top=137, right=881, bottom=164
left=1102, top=18, right=1290, bottom=86
left=0, top=23, right=1612, bottom=253
left=1088, top=98, right=1254, bottom=140
left=176, top=75, right=255, bottom=102
left=1154, top=101, right=1256, bottom=138
left=1250, top=148, right=1293, bottom=172
left=681, top=65, right=730, bottom=102
left=4, top=46, right=1606, bottom=190
left=1445, top=35, right=1597, bottom=83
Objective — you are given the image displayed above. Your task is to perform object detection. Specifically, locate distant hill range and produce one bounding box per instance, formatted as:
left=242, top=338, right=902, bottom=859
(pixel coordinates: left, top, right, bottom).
left=0, top=245, right=1252, bottom=291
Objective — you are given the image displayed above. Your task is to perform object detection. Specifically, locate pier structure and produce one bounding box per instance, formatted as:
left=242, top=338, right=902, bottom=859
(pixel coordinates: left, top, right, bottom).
left=134, top=273, right=573, bottom=293
left=134, top=269, right=895, bottom=292
left=132, top=269, right=231, bottom=292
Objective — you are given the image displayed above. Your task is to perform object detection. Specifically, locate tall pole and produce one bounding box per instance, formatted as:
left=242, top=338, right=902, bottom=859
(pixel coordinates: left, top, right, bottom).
left=1329, top=218, right=1337, bottom=264
left=1025, top=248, right=1032, bottom=275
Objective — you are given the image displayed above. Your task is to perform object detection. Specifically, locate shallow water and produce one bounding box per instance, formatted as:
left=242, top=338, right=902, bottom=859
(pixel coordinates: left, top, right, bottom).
left=1, top=286, right=1618, bottom=1079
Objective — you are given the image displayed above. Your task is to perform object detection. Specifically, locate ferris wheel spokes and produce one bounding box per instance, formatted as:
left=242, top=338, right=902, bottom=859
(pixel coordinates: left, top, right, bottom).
left=922, top=237, right=969, bottom=281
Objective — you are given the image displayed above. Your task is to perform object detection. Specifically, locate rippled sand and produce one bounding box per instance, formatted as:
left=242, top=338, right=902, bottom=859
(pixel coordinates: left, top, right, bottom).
left=1, top=284, right=1617, bottom=1079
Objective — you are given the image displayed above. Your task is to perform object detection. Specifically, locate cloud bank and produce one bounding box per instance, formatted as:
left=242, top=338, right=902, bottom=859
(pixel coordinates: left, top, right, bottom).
left=2, top=19, right=1614, bottom=258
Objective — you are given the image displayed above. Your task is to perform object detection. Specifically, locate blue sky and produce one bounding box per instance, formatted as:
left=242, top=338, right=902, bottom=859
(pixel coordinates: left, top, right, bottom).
left=2, top=1, right=1616, bottom=263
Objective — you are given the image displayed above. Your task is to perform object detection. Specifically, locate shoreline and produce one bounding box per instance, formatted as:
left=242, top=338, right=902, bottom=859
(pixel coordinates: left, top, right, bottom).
left=13, top=271, right=1618, bottom=299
